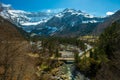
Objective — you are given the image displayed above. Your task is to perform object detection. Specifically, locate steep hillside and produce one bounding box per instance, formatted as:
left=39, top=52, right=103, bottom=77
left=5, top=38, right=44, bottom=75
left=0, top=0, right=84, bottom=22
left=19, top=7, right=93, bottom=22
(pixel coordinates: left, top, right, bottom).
left=95, top=10, right=120, bottom=35
left=0, top=16, right=29, bottom=41
left=95, top=20, right=120, bottom=80
left=0, top=16, right=37, bottom=80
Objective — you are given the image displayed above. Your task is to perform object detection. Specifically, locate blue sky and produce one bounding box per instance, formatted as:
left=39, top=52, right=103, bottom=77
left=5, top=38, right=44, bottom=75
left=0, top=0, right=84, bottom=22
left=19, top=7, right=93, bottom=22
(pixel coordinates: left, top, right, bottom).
left=1, top=0, right=120, bottom=16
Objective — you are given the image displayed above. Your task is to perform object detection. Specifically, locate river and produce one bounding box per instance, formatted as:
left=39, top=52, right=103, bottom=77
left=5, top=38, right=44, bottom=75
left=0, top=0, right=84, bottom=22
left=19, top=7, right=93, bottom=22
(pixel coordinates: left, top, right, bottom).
left=60, top=61, right=90, bottom=80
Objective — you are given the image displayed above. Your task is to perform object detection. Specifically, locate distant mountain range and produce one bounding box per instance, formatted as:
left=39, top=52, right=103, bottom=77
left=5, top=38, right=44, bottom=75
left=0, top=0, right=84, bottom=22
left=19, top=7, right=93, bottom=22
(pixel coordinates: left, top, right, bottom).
left=1, top=2, right=119, bottom=37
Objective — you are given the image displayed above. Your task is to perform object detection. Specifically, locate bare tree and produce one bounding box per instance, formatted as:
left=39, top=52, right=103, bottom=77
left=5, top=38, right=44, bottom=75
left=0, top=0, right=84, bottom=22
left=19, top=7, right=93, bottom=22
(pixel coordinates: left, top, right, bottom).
left=0, top=41, right=27, bottom=80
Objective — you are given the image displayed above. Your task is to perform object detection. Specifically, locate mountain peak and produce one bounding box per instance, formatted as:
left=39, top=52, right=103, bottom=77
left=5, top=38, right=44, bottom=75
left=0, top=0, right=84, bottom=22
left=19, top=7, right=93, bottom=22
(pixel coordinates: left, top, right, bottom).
left=63, top=8, right=76, bottom=13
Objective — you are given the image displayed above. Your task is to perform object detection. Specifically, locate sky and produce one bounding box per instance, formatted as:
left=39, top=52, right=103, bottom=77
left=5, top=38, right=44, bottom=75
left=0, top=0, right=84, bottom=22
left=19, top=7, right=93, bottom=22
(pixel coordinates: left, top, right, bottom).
left=1, top=0, right=120, bottom=16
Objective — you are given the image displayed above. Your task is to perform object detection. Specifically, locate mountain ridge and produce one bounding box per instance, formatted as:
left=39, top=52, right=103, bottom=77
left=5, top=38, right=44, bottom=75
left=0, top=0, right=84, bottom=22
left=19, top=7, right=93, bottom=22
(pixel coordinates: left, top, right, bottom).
left=0, top=2, right=111, bottom=37
left=95, top=10, right=120, bottom=35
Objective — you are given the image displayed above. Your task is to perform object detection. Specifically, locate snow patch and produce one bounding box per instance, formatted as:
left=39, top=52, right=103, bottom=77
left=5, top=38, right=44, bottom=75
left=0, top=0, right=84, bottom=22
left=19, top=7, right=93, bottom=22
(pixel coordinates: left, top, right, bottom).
left=82, top=20, right=98, bottom=23
left=21, top=20, right=47, bottom=26
left=83, top=13, right=94, bottom=18
left=55, top=13, right=64, bottom=18
left=45, top=26, right=58, bottom=33
left=8, top=10, right=30, bottom=14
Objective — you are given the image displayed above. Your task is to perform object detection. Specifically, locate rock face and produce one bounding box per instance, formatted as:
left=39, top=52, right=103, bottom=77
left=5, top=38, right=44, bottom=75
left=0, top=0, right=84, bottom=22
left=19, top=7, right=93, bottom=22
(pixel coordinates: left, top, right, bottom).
left=31, top=9, right=106, bottom=37
left=95, top=20, right=120, bottom=80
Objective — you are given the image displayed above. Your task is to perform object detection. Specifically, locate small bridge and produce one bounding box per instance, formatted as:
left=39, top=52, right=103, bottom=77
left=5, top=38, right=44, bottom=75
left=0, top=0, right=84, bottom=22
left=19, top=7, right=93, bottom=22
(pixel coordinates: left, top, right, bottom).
left=51, top=57, right=75, bottom=62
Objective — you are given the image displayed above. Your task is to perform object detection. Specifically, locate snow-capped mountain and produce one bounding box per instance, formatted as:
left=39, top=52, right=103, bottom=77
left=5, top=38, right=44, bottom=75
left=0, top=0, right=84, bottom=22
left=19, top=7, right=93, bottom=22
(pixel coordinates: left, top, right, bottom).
left=50, top=8, right=105, bottom=25
left=0, top=3, right=107, bottom=37
left=31, top=8, right=106, bottom=36
left=0, top=3, right=58, bottom=32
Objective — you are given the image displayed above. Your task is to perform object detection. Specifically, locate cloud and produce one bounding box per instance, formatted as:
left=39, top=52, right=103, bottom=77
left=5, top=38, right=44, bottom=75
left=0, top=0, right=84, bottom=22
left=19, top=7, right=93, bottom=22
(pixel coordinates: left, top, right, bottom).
left=2, top=3, right=11, bottom=7
left=42, top=8, right=64, bottom=13
left=47, top=10, right=51, bottom=13
left=106, top=11, right=114, bottom=16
